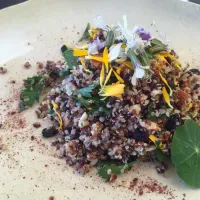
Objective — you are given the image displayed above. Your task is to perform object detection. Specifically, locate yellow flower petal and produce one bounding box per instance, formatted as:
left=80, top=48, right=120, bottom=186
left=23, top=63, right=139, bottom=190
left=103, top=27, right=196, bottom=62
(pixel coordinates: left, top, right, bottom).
left=89, top=29, right=98, bottom=39
left=149, top=134, right=163, bottom=149
left=123, top=61, right=133, bottom=68
left=159, top=72, right=172, bottom=96
left=73, top=48, right=88, bottom=57
left=155, top=54, right=168, bottom=63
left=149, top=134, right=157, bottom=143
left=52, top=100, right=63, bottom=130
left=100, top=83, right=125, bottom=97
left=103, top=47, right=109, bottom=72
left=100, top=64, right=105, bottom=87
left=162, top=87, right=173, bottom=109
left=115, top=67, right=122, bottom=74
left=113, top=69, right=124, bottom=83
left=52, top=100, right=58, bottom=109
left=80, top=57, right=91, bottom=73
left=104, top=68, right=113, bottom=86
left=121, top=44, right=127, bottom=49
left=158, top=52, right=181, bottom=70
left=86, top=55, right=104, bottom=62
left=174, top=62, right=182, bottom=70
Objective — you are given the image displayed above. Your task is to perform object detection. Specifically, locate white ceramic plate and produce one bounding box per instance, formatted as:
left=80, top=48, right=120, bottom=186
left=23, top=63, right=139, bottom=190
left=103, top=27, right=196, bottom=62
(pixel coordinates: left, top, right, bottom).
left=0, top=0, right=200, bottom=199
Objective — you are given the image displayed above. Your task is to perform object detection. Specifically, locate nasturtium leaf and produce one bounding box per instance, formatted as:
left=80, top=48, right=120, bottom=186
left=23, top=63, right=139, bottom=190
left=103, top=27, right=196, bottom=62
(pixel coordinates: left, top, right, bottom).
left=171, top=119, right=200, bottom=188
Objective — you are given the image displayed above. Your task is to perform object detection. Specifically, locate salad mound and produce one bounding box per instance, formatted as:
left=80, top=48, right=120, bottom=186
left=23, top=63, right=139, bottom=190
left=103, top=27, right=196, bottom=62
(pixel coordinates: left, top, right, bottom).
left=20, top=16, right=200, bottom=186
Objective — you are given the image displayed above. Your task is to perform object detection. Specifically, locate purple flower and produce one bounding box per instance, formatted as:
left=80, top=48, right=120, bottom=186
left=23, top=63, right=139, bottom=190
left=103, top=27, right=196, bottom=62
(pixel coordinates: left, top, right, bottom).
left=88, top=37, right=105, bottom=55
left=134, top=26, right=151, bottom=41
left=94, top=37, right=105, bottom=51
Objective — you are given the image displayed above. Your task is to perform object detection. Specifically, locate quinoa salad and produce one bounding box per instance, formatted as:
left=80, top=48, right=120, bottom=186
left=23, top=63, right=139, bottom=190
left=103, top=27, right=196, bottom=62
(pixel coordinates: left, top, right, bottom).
left=19, top=16, right=200, bottom=187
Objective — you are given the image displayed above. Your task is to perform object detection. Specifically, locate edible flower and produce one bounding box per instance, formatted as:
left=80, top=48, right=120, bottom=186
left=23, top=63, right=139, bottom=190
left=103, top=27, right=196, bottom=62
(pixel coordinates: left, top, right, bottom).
left=118, top=15, right=146, bottom=53
left=133, top=26, right=151, bottom=41
left=99, top=82, right=125, bottom=98
left=112, top=69, right=124, bottom=83
left=73, top=48, right=88, bottom=57
left=130, top=56, right=149, bottom=86
left=51, top=100, right=63, bottom=130
left=86, top=47, right=109, bottom=71
left=149, top=134, right=163, bottom=149
left=159, top=72, right=172, bottom=96
left=80, top=57, right=91, bottom=73
left=157, top=52, right=181, bottom=70
left=94, top=15, right=109, bottom=31
left=108, top=43, right=122, bottom=61
left=162, top=87, right=173, bottom=109
left=88, top=37, right=105, bottom=55
left=88, top=29, right=99, bottom=39
left=100, top=64, right=105, bottom=87
left=103, top=67, right=113, bottom=86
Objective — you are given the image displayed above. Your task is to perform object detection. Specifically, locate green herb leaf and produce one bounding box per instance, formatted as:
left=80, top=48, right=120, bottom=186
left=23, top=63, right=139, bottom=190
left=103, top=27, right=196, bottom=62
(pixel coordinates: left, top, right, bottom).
left=171, top=119, right=200, bottom=188
left=150, top=38, right=165, bottom=46
left=105, top=30, right=115, bottom=48
left=19, top=75, right=45, bottom=111
left=78, top=23, right=90, bottom=42
left=155, top=149, right=169, bottom=162
left=24, top=75, right=44, bottom=85
left=127, top=49, right=142, bottom=66
left=97, top=160, right=136, bottom=181
left=76, top=85, right=95, bottom=98
left=72, top=96, right=90, bottom=107
left=62, top=48, right=80, bottom=69
left=149, top=39, right=167, bottom=54
left=20, top=85, right=41, bottom=111
left=149, top=45, right=167, bottom=54
left=137, top=51, right=151, bottom=66
left=59, top=68, right=69, bottom=77
left=147, top=102, right=168, bottom=122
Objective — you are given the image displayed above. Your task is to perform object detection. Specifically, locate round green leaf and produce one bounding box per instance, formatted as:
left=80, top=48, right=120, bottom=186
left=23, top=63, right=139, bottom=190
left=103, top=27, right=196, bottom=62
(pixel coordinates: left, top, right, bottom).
left=172, top=119, right=200, bottom=187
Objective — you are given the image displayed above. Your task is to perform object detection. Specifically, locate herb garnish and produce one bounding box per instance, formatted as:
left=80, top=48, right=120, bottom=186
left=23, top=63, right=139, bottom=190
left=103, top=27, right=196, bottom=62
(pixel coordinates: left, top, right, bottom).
left=78, top=23, right=90, bottom=42
left=19, top=75, right=45, bottom=111
left=96, top=160, right=136, bottom=181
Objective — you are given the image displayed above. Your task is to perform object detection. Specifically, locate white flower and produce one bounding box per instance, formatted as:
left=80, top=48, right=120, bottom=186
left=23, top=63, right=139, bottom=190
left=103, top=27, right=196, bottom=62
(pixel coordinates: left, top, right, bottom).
left=88, top=42, right=99, bottom=55
left=118, top=15, right=146, bottom=54
left=131, top=74, right=137, bottom=86
left=108, top=43, right=122, bottom=61
left=94, top=15, right=109, bottom=31
left=135, top=66, right=145, bottom=78
left=130, top=58, right=150, bottom=86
